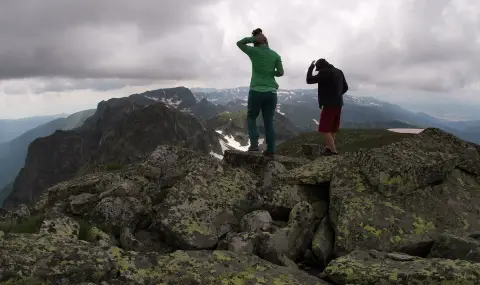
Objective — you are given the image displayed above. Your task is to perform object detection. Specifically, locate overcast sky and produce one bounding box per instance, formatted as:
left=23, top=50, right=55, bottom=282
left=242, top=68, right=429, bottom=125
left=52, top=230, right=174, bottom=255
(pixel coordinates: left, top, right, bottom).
left=1, top=0, right=479, bottom=119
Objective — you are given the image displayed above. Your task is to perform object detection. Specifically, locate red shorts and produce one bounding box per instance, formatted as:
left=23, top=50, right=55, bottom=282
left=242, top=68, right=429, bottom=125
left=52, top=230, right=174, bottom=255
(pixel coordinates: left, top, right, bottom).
left=318, top=106, right=342, bottom=133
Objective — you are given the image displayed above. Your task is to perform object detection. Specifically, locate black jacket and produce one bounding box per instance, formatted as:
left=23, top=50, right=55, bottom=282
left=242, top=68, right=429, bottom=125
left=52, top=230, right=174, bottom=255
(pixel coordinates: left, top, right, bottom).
left=306, top=63, right=348, bottom=108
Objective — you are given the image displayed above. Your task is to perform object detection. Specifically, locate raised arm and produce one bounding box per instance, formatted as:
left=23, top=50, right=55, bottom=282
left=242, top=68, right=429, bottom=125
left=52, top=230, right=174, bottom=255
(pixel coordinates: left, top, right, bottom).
left=275, top=56, right=284, bottom=77
left=306, top=63, right=330, bottom=84
left=236, top=37, right=256, bottom=56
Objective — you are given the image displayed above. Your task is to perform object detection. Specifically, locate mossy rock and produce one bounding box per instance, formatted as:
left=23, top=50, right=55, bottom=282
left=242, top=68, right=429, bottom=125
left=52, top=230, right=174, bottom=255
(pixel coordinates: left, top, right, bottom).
left=325, top=250, right=480, bottom=285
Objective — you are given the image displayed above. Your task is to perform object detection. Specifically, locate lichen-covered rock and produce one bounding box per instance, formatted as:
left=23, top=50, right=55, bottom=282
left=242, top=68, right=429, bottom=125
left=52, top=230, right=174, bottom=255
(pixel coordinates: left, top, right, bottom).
left=312, top=217, right=334, bottom=268
left=91, top=196, right=146, bottom=235
left=262, top=160, right=287, bottom=187
left=13, top=204, right=30, bottom=219
left=39, top=215, right=80, bottom=239
left=252, top=182, right=326, bottom=220
left=221, top=232, right=260, bottom=254
left=428, top=233, right=480, bottom=262
left=0, top=232, right=328, bottom=284
left=149, top=147, right=257, bottom=249
left=36, top=172, right=148, bottom=211
left=258, top=202, right=315, bottom=265
left=302, top=143, right=326, bottom=157
left=223, top=149, right=309, bottom=174
left=68, top=193, right=99, bottom=215
left=119, top=227, right=143, bottom=251
left=330, top=160, right=480, bottom=255
left=240, top=210, right=273, bottom=232
left=0, top=233, right=121, bottom=283
left=325, top=250, right=480, bottom=285
left=85, top=226, right=118, bottom=247
left=277, top=155, right=343, bottom=185
left=134, top=230, right=171, bottom=254
left=354, top=128, right=480, bottom=197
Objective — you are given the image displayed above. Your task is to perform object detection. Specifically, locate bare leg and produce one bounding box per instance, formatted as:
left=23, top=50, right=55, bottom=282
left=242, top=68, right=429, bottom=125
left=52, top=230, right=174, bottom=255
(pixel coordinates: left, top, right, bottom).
left=323, top=133, right=337, bottom=153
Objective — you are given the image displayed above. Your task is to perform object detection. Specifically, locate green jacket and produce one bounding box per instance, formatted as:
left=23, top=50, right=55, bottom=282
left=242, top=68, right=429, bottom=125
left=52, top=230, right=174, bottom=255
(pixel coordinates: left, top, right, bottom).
left=237, top=37, right=284, bottom=92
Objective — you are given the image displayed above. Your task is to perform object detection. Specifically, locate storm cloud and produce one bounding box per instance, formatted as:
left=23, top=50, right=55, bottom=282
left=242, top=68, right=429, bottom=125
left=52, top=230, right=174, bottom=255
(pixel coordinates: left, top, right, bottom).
left=0, top=0, right=479, bottom=117
left=0, top=0, right=223, bottom=80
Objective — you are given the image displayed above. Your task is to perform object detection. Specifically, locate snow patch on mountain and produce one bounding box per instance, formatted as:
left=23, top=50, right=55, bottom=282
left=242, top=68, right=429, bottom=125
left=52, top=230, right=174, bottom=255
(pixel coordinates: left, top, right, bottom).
left=211, top=129, right=267, bottom=160
left=388, top=128, right=424, bottom=134
left=216, top=130, right=249, bottom=152
left=144, top=95, right=182, bottom=107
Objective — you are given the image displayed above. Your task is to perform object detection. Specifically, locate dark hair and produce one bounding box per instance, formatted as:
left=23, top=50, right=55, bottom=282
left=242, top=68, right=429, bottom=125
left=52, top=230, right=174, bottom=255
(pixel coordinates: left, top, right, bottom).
left=315, top=58, right=333, bottom=70
left=252, top=28, right=263, bottom=36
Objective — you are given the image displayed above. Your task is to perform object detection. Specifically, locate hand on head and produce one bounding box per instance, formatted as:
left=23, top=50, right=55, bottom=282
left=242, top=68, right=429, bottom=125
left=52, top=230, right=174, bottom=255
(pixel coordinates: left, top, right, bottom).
left=252, top=28, right=268, bottom=45
left=255, top=33, right=268, bottom=44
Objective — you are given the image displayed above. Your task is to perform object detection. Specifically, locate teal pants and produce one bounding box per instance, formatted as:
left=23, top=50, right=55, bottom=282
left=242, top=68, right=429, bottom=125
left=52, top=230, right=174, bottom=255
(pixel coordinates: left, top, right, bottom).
left=247, top=89, right=278, bottom=152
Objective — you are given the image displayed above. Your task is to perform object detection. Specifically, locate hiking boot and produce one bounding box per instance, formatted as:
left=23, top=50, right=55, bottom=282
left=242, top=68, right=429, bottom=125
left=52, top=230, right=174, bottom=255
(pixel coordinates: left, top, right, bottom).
left=248, top=146, right=260, bottom=152
left=322, top=148, right=339, bottom=156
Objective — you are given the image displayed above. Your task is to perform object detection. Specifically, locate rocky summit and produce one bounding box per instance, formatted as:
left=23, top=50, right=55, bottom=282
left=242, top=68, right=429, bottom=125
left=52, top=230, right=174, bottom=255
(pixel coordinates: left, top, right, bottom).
left=1, top=128, right=480, bottom=284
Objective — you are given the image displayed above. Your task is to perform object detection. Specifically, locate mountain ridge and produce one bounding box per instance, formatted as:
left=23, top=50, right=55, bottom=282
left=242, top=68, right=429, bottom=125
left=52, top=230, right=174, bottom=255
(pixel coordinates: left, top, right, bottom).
left=2, top=93, right=222, bottom=209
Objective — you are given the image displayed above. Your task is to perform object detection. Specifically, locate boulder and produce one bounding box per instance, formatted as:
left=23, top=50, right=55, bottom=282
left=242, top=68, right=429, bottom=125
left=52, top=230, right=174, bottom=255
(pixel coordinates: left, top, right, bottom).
left=352, top=128, right=480, bottom=198
left=119, top=227, right=144, bottom=251
left=0, top=232, right=328, bottom=284
left=277, top=155, right=342, bottom=185
left=91, top=196, right=146, bottom=235
left=34, top=171, right=148, bottom=214
left=134, top=230, right=171, bottom=254
left=240, top=210, right=273, bottom=232
left=149, top=146, right=257, bottom=249
left=325, top=250, right=480, bottom=285
left=258, top=202, right=316, bottom=265
left=85, top=226, right=117, bottom=247
left=428, top=233, right=480, bottom=262
left=262, top=160, right=287, bottom=187
left=221, top=232, right=260, bottom=254
left=312, top=217, right=334, bottom=268
left=223, top=149, right=309, bottom=174
left=68, top=193, right=99, bottom=215
left=329, top=130, right=480, bottom=256
left=252, top=182, right=327, bottom=221
left=302, top=143, right=326, bottom=157
left=39, top=215, right=80, bottom=239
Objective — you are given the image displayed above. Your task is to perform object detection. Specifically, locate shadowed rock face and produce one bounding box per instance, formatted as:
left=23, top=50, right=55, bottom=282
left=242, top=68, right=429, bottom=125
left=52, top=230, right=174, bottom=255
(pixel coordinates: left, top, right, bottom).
left=4, top=100, right=221, bottom=210
left=1, top=127, right=480, bottom=284
left=325, top=250, right=480, bottom=285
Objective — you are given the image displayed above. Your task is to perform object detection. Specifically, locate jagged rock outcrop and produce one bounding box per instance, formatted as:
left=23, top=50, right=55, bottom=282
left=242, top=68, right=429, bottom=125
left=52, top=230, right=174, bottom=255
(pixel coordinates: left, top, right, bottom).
left=224, top=149, right=308, bottom=174
left=1, top=127, right=479, bottom=284
left=32, top=146, right=256, bottom=251
left=325, top=250, right=480, bottom=285
left=4, top=99, right=222, bottom=209
left=0, top=232, right=327, bottom=284
left=329, top=128, right=480, bottom=256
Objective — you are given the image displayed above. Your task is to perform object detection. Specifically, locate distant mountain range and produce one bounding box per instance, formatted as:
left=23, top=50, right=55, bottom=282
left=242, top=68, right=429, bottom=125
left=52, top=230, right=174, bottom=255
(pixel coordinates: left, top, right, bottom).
left=0, top=114, right=67, bottom=143
left=193, top=87, right=479, bottom=144
left=0, top=110, right=95, bottom=195
left=1, top=86, right=479, bottom=207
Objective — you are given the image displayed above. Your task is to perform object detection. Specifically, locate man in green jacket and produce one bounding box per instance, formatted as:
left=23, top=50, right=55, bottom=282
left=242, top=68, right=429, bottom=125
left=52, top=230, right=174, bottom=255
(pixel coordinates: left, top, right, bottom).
left=237, top=28, right=284, bottom=157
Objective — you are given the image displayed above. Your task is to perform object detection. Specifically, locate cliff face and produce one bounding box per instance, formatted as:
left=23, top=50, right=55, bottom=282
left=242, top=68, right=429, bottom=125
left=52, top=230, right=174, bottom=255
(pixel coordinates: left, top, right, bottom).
left=3, top=98, right=221, bottom=209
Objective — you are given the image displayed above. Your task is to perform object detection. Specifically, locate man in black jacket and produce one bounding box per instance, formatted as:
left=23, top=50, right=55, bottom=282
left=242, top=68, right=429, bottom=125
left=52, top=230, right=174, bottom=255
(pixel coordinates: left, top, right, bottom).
left=306, top=58, right=348, bottom=155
